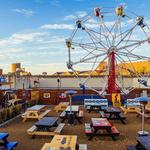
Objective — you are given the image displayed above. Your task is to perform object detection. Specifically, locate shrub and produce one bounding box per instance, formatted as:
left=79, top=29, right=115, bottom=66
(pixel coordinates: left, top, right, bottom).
left=14, top=104, right=22, bottom=115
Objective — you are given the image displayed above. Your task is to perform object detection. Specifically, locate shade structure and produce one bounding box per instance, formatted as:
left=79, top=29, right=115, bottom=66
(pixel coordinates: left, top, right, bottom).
left=134, top=96, right=150, bottom=136
left=135, top=96, right=150, bottom=102
left=65, top=90, right=77, bottom=109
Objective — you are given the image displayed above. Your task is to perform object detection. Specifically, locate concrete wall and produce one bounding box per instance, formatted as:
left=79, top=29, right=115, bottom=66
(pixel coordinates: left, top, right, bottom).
left=6, top=76, right=150, bottom=90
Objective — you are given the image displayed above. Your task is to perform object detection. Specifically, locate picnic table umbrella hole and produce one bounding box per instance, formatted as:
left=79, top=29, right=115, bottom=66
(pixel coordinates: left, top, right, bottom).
left=64, top=90, right=77, bottom=124
left=135, top=96, right=150, bottom=136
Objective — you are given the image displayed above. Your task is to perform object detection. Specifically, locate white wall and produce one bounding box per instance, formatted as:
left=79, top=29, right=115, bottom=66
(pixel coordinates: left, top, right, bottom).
left=8, top=76, right=148, bottom=90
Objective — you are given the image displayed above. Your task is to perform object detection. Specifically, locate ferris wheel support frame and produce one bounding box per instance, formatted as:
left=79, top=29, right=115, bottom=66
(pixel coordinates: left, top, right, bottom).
left=107, top=50, right=119, bottom=95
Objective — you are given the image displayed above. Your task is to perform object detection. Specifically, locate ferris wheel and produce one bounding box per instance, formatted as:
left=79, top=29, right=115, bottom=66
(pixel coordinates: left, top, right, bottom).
left=66, top=5, right=150, bottom=96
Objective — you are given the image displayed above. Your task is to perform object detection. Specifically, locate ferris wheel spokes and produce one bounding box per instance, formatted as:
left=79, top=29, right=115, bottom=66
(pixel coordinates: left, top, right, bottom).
left=66, top=5, right=150, bottom=95
left=71, top=52, right=107, bottom=66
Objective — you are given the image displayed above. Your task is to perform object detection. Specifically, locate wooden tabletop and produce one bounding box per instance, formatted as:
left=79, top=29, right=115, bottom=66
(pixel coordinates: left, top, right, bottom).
left=65, top=106, right=79, bottom=112
left=41, top=135, right=77, bottom=150
left=27, top=105, right=46, bottom=111
left=136, top=136, right=150, bottom=150
left=92, top=118, right=111, bottom=127
left=35, top=117, right=58, bottom=127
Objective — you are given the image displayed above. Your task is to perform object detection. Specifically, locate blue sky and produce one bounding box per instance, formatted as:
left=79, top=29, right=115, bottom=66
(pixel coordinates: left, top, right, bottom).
left=0, top=0, right=150, bottom=74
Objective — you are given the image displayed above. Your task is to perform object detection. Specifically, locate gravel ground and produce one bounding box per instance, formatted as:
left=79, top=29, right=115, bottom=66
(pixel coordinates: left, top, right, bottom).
left=0, top=106, right=150, bottom=150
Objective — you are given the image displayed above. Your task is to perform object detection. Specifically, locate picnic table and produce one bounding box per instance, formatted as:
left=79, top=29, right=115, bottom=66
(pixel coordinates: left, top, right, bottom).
left=54, top=102, right=69, bottom=112
left=35, top=117, right=58, bottom=131
left=127, top=136, right=150, bottom=150
left=41, top=135, right=77, bottom=150
left=136, top=136, right=150, bottom=150
left=41, top=135, right=87, bottom=150
left=60, top=106, right=83, bottom=124
left=85, top=118, right=119, bottom=140
left=103, top=107, right=126, bottom=124
left=27, top=117, right=65, bottom=137
left=0, top=132, right=18, bottom=150
left=22, top=105, right=50, bottom=122
left=121, top=99, right=140, bottom=114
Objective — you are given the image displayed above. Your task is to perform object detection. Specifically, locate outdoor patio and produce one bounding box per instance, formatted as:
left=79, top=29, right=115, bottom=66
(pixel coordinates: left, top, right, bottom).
left=0, top=105, right=149, bottom=150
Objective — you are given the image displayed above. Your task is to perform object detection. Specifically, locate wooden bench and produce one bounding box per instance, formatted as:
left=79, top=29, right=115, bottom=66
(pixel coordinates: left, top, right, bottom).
left=79, top=144, right=87, bottom=150
left=60, top=111, right=66, bottom=123
left=111, top=126, right=120, bottom=136
left=39, top=110, right=50, bottom=118
left=27, top=125, right=37, bottom=134
left=85, top=123, right=93, bottom=135
left=22, top=109, right=50, bottom=122
left=84, top=99, right=108, bottom=108
left=84, top=99, right=108, bottom=113
left=127, top=145, right=137, bottom=150
left=27, top=124, right=65, bottom=137
left=54, top=123, right=65, bottom=134
left=60, top=111, right=66, bottom=118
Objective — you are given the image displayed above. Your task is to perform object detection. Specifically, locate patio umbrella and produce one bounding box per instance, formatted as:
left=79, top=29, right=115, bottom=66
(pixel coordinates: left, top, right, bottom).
left=64, top=90, right=77, bottom=125
left=65, top=90, right=77, bottom=113
left=134, top=96, right=150, bottom=136
left=135, top=96, right=150, bottom=102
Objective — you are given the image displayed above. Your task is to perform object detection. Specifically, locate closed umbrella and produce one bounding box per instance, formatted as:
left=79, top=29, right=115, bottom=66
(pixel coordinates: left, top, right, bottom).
left=135, top=96, right=150, bottom=136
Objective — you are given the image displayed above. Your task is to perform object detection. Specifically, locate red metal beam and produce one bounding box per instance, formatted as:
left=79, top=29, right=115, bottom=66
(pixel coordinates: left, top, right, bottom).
left=107, top=50, right=118, bottom=94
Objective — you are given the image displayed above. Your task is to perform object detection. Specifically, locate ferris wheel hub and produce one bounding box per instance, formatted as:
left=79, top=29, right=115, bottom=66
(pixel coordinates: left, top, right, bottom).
left=107, top=47, right=116, bottom=54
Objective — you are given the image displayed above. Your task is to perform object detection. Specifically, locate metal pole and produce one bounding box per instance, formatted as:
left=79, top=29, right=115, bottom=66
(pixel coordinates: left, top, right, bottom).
left=69, top=95, right=72, bottom=113
left=141, top=104, right=144, bottom=134
left=68, top=47, right=70, bottom=63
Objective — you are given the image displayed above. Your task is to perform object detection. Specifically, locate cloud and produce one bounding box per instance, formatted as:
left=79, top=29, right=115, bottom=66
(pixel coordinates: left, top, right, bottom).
left=0, top=32, right=46, bottom=47
left=63, top=11, right=87, bottom=21
left=50, top=0, right=61, bottom=7
left=64, top=15, right=76, bottom=21
left=40, top=24, right=74, bottom=30
left=26, top=62, right=67, bottom=74
left=12, top=9, right=35, bottom=16
left=76, top=11, right=87, bottom=18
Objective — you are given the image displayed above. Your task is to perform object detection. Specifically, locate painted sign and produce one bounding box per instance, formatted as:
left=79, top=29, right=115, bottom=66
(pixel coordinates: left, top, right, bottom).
left=43, top=93, right=50, bottom=99
left=112, top=93, right=121, bottom=107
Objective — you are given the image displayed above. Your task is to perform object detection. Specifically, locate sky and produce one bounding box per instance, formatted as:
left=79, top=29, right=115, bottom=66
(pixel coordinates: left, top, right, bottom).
left=0, top=0, right=150, bottom=74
